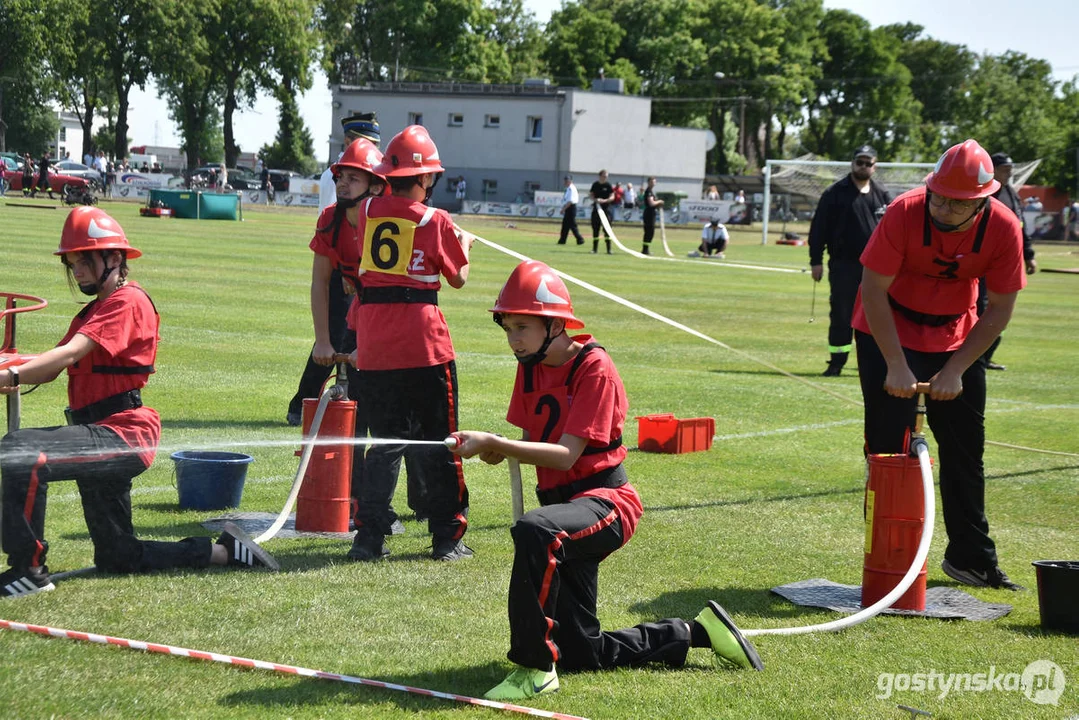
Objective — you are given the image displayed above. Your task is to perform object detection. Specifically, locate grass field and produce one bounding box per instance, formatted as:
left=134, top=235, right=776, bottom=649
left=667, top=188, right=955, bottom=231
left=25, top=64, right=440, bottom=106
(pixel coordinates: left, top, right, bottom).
left=0, top=198, right=1076, bottom=719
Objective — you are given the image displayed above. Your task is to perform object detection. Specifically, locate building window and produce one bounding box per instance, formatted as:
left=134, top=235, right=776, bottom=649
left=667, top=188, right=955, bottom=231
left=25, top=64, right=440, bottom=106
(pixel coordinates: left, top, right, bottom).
left=483, top=179, right=498, bottom=197
left=409, top=112, right=424, bottom=126
left=448, top=113, right=463, bottom=127
left=527, top=116, right=542, bottom=141
left=484, top=114, right=500, bottom=128
left=59, top=127, right=67, bottom=141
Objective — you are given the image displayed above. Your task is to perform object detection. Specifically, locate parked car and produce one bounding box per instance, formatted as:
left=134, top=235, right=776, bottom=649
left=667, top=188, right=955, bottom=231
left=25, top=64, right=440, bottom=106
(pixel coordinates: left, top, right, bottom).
left=224, top=168, right=260, bottom=190
left=2, top=167, right=91, bottom=195
left=54, top=160, right=104, bottom=190
left=267, top=169, right=296, bottom=193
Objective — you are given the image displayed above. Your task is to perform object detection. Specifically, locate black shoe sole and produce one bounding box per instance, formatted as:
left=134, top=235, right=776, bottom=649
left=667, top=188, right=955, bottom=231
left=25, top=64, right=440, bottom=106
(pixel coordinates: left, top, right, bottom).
left=707, top=601, right=764, bottom=671
left=222, top=522, right=280, bottom=571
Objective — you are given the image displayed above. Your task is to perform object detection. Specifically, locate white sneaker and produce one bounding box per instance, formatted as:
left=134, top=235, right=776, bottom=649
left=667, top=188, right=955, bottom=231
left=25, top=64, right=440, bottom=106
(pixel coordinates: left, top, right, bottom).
left=687, top=250, right=701, bottom=257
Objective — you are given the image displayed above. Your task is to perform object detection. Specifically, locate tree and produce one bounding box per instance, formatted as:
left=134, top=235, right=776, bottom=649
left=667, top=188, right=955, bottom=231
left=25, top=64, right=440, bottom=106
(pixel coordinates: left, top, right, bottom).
left=215, top=0, right=319, bottom=168
left=543, top=3, right=625, bottom=88
left=0, top=0, right=54, bottom=152
left=154, top=0, right=225, bottom=169
left=487, top=0, right=545, bottom=81
left=96, top=0, right=160, bottom=161
left=259, top=79, right=317, bottom=174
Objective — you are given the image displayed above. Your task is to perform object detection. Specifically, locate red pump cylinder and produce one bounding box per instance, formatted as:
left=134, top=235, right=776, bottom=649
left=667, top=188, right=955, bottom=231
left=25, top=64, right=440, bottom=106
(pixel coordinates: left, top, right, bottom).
left=295, top=397, right=356, bottom=532
left=861, top=453, right=928, bottom=611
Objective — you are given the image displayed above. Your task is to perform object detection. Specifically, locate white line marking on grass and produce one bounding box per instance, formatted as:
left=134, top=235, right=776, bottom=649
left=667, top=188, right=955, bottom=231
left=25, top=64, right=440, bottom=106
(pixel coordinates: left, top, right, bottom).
left=713, top=419, right=862, bottom=441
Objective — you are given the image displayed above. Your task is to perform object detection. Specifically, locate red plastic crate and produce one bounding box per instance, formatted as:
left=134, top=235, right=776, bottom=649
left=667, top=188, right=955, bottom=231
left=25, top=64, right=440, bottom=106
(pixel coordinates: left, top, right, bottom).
left=636, top=414, right=715, bottom=454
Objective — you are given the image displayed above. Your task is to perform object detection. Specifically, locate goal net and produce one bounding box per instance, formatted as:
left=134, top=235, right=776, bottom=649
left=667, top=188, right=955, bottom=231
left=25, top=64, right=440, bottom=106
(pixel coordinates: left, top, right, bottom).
left=761, top=154, right=1041, bottom=243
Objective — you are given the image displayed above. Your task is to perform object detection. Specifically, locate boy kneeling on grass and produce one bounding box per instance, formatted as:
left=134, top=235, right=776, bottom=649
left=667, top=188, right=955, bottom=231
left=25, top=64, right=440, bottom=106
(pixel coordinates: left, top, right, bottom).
left=448, top=260, right=763, bottom=700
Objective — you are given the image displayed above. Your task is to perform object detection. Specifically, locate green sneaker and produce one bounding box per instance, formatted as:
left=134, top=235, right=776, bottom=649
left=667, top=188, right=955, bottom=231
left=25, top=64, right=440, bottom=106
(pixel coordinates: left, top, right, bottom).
left=695, top=601, right=764, bottom=671
left=484, top=665, right=559, bottom=701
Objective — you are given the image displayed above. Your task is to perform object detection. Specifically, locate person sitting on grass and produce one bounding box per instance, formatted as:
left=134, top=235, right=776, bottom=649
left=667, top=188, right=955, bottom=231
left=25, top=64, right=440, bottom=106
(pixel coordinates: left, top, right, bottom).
left=689, top=217, right=729, bottom=258
left=0, top=208, right=276, bottom=599
left=448, top=260, right=763, bottom=701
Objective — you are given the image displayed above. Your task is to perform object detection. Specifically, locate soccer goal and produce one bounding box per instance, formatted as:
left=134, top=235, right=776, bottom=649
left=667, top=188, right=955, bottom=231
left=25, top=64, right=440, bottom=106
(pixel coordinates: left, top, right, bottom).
left=760, top=155, right=1041, bottom=244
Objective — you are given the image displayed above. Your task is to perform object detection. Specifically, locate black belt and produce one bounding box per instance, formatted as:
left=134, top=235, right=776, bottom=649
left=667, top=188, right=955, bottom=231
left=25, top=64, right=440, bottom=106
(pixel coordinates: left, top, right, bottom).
left=360, top=286, right=438, bottom=305
left=888, top=295, right=963, bottom=327
left=67, top=389, right=143, bottom=425
left=536, top=463, right=627, bottom=506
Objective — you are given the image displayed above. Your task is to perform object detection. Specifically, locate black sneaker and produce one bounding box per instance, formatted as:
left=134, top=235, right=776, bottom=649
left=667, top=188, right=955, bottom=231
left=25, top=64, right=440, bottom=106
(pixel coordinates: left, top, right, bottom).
left=0, top=566, right=55, bottom=598
left=986, top=362, right=1007, bottom=371
left=217, top=522, right=280, bottom=571
left=286, top=412, right=302, bottom=427
left=941, top=559, right=1025, bottom=591
left=432, top=537, right=473, bottom=561
left=821, top=364, right=842, bottom=377
left=348, top=532, right=389, bottom=562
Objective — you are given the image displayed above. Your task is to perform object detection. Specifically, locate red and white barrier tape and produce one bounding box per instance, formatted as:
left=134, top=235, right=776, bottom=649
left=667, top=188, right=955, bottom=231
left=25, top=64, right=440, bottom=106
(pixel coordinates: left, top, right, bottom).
left=0, top=618, right=589, bottom=720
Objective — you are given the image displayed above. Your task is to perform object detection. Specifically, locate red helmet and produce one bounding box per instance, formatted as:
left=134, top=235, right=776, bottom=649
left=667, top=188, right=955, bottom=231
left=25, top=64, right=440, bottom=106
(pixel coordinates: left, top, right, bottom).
left=331, top=137, right=385, bottom=182
left=491, top=261, right=584, bottom=329
left=925, top=139, right=1000, bottom=200
left=55, top=207, right=141, bottom=258
left=373, top=125, right=445, bottom=177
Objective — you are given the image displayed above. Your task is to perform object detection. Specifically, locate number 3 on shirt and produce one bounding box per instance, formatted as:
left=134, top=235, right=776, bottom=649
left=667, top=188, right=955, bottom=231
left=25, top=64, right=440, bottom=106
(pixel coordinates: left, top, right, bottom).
left=361, top=218, right=417, bottom=276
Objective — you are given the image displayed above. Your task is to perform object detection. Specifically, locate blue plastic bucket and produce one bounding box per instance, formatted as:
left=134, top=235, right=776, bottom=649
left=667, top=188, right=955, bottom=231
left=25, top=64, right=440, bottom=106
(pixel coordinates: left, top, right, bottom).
left=171, top=451, right=252, bottom=510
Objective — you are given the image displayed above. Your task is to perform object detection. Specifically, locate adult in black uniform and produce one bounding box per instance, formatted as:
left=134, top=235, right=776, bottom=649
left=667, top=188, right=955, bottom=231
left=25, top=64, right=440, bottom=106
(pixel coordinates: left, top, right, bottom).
left=33, top=151, right=55, bottom=199
left=589, top=170, right=614, bottom=254
left=980, top=152, right=1037, bottom=371
left=640, top=176, right=663, bottom=255
left=809, top=145, right=892, bottom=376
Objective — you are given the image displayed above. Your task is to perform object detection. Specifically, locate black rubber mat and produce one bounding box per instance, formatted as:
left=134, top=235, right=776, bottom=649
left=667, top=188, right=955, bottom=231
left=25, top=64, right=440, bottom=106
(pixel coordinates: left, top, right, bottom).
left=771, top=578, right=1012, bottom=621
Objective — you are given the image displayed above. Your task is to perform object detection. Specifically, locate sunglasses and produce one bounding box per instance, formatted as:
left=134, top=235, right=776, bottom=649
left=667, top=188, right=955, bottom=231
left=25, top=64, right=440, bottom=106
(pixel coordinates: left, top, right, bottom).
left=854, top=159, right=876, bottom=168
left=928, top=193, right=983, bottom=214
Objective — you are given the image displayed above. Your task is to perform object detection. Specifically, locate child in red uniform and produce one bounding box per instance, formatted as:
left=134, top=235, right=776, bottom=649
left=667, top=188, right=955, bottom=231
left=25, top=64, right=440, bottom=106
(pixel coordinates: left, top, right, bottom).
left=0, top=208, right=276, bottom=598
left=853, top=139, right=1027, bottom=590
left=346, top=125, right=473, bottom=562
left=449, top=261, right=762, bottom=700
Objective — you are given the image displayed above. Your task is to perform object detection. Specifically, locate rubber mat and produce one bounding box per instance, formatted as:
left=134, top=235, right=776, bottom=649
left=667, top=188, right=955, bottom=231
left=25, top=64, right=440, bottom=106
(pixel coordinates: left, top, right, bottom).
left=771, top=578, right=1012, bottom=621
left=202, top=511, right=353, bottom=540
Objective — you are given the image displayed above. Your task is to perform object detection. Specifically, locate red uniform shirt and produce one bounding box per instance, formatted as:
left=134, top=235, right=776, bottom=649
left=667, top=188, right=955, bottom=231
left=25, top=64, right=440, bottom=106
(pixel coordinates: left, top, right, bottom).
left=852, top=187, right=1026, bottom=352
left=309, top=204, right=362, bottom=290
left=348, top=195, right=469, bottom=370
left=61, top=283, right=161, bottom=467
left=506, top=336, right=643, bottom=544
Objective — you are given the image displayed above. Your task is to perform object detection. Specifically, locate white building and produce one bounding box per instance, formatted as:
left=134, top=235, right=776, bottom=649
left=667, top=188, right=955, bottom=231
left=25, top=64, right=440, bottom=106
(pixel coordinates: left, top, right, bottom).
left=52, top=110, right=85, bottom=162
left=328, top=80, right=707, bottom=207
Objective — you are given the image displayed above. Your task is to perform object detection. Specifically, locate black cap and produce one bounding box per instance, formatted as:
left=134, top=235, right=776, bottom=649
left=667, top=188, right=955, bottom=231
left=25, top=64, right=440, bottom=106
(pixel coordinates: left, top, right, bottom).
left=990, top=152, right=1013, bottom=168
left=852, top=145, right=877, bottom=160
left=341, top=112, right=380, bottom=146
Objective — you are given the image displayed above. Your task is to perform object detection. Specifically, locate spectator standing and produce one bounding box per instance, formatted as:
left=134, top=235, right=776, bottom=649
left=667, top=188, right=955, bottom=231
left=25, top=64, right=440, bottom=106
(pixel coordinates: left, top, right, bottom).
left=589, top=170, right=614, bottom=254
left=641, top=176, right=663, bottom=255
left=216, top=165, right=228, bottom=191
left=260, top=165, right=274, bottom=204
left=980, top=153, right=1037, bottom=371
left=347, top=125, right=473, bottom=563
left=809, top=144, right=892, bottom=377
left=448, top=260, right=762, bottom=700
left=853, top=139, right=1026, bottom=592
left=319, top=111, right=379, bottom=214
left=556, top=175, right=585, bottom=246
left=612, top=183, right=624, bottom=208
left=83, top=151, right=94, bottom=167
left=455, top=176, right=467, bottom=202
left=623, top=182, right=636, bottom=209
left=706, top=185, right=720, bottom=201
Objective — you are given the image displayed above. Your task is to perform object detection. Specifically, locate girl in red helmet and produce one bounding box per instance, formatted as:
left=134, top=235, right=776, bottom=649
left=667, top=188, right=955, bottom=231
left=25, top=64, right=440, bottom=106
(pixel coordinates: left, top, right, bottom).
left=448, top=260, right=761, bottom=701
left=0, top=208, right=276, bottom=598
left=852, top=139, right=1027, bottom=591
left=346, top=125, right=474, bottom=562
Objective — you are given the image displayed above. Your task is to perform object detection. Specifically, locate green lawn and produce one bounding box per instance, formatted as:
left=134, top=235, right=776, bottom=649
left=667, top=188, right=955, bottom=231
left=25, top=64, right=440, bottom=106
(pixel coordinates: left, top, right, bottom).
left=0, top=199, right=1076, bottom=719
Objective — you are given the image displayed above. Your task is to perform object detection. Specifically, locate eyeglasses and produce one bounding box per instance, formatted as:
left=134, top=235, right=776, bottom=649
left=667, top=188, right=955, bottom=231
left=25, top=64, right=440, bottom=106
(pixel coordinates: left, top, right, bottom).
left=928, top=193, right=983, bottom=214
left=854, top=159, right=875, bottom=168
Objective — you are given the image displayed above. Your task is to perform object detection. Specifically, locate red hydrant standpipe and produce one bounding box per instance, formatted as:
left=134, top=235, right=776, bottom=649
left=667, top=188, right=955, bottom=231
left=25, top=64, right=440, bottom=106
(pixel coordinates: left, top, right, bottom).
left=295, top=356, right=355, bottom=532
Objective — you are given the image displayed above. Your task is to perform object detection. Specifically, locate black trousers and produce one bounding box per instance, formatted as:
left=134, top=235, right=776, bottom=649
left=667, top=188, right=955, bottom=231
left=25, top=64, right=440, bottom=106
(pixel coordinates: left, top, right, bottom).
left=558, top=206, right=583, bottom=244
left=1, top=424, right=212, bottom=573
left=287, top=272, right=423, bottom=514
left=354, top=362, right=467, bottom=541
left=642, top=218, right=655, bottom=245
left=507, top=496, right=691, bottom=672
left=827, top=258, right=863, bottom=359
left=590, top=207, right=611, bottom=239
left=855, top=331, right=998, bottom=570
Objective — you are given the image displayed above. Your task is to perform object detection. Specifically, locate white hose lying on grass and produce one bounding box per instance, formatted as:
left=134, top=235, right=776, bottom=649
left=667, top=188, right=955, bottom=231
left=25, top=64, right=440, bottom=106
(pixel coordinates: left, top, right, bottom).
left=254, top=383, right=341, bottom=544
left=742, top=438, right=935, bottom=637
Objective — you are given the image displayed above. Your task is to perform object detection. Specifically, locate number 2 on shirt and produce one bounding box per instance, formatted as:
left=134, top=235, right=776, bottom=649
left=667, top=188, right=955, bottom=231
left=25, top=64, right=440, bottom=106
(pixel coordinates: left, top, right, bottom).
left=361, top=218, right=417, bottom=276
